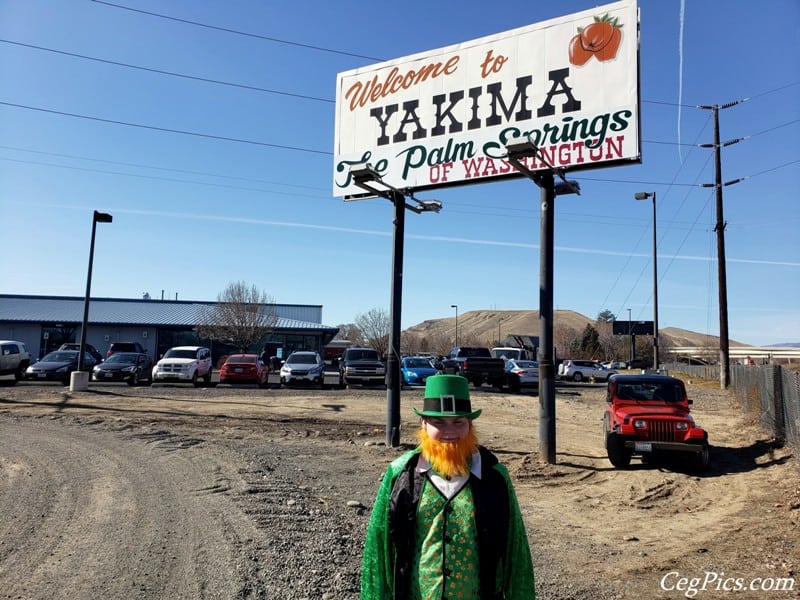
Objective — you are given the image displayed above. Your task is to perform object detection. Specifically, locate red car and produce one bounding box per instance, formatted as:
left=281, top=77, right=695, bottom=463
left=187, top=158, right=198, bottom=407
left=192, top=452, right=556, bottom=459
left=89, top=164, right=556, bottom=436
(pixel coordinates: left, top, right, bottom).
left=219, top=354, right=269, bottom=388
left=603, top=374, right=709, bottom=471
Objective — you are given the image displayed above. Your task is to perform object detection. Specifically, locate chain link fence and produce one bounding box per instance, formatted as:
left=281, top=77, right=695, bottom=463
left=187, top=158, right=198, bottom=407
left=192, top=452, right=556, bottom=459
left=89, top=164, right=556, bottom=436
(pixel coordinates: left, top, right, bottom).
left=665, top=363, right=800, bottom=453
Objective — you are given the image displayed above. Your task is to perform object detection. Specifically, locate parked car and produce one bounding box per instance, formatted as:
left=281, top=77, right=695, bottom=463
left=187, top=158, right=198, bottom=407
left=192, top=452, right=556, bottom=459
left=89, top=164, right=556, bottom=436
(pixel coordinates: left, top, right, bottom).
left=602, top=360, right=628, bottom=370
left=92, top=352, right=153, bottom=386
left=152, top=346, right=213, bottom=387
left=558, top=359, right=616, bottom=382
left=603, top=373, right=709, bottom=471
left=24, top=350, right=98, bottom=385
left=338, top=347, right=385, bottom=388
left=220, top=353, right=268, bottom=388
left=0, top=340, right=31, bottom=383
left=400, top=356, right=439, bottom=386
left=107, top=341, right=147, bottom=358
left=59, top=342, right=104, bottom=365
left=504, top=359, right=539, bottom=392
left=280, top=351, right=325, bottom=388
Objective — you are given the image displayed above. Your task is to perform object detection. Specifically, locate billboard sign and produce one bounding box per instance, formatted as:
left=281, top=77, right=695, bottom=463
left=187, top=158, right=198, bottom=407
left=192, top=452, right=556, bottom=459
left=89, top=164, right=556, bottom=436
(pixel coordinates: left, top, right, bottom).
left=613, top=320, right=654, bottom=336
left=334, top=0, right=640, bottom=198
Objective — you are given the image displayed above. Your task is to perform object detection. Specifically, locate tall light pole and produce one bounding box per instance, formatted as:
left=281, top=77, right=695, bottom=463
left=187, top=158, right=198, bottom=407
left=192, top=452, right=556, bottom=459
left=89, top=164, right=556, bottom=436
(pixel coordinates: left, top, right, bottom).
left=348, top=163, right=441, bottom=447
left=451, top=304, right=459, bottom=347
left=635, top=191, right=658, bottom=370
left=78, top=210, right=113, bottom=373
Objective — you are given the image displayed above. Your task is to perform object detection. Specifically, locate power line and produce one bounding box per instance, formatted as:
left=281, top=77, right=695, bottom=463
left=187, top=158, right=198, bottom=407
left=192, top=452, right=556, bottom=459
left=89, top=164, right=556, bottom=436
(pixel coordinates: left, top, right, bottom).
left=599, top=109, right=715, bottom=319
left=0, top=156, right=331, bottom=200
left=0, top=101, right=332, bottom=156
left=90, top=0, right=383, bottom=62
left=5, top=98, right=796, bottom=164
left=0, top=39, right=334, bottom=104
left=4, top=39, right=795, bottom=115
left=645, top=82, right=799, bottom=107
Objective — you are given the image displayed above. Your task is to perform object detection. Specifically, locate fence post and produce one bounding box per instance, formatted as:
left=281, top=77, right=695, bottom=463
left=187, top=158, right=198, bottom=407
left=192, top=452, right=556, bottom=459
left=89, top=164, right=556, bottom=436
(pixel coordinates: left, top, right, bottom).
left=771, top=365, right=786, bottom=443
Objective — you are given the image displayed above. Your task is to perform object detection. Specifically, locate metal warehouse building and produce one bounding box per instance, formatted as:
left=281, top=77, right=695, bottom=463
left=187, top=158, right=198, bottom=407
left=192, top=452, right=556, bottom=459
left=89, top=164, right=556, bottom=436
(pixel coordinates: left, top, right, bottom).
left=0, top=294, right=339, bottom=363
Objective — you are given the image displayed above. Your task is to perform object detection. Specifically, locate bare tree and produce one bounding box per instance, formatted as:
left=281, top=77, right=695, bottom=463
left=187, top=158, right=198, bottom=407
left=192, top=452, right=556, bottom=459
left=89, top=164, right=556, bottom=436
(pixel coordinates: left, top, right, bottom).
left=596, top=321, right=624, bottom=361
left=196, top=281, right=277, bottom=352
left=553, top=323, right=575, bottom=360
left=335, top=323, right=363, bottom=345
left=355, top=308, right=390, bottom=357
left=419, top=331, right=453, bottom=357
left=400, top=332, right=419, bottom=355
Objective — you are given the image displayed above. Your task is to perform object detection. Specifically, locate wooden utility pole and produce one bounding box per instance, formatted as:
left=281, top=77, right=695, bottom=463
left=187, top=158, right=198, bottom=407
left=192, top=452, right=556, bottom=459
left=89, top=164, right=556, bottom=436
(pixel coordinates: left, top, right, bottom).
left=699, top=101, right=743, bottom=389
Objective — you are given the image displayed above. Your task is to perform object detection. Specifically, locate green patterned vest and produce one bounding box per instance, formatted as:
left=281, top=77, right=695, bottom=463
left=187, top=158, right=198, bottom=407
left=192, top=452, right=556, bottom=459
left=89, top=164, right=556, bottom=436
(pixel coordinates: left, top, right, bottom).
left=408, top=477, right=480, bottom=600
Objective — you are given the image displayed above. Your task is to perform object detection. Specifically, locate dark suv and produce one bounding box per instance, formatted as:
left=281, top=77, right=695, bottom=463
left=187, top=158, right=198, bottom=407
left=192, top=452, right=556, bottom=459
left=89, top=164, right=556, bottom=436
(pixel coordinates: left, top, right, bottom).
left=107, top=341, right=147, bottom=357
left=338, top=347, right=385, bottom=388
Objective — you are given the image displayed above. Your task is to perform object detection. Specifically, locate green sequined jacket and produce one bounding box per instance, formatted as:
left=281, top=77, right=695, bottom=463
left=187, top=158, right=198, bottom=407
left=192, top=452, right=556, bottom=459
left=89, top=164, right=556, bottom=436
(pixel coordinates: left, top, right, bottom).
left=360, top=446, right=536, bottom=599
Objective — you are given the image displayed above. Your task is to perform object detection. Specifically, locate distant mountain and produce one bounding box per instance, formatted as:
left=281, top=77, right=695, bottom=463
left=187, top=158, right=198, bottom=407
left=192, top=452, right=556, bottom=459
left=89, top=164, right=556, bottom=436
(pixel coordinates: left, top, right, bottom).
left=766, top=342, right=800, bottom=348
left=403, top=309, right=751, bottom=350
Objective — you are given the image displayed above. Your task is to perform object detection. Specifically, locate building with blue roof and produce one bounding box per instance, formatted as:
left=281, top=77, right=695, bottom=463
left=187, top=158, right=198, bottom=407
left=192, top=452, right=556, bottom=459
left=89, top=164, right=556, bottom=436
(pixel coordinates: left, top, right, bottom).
left=0, top=294, right=339, bottom=362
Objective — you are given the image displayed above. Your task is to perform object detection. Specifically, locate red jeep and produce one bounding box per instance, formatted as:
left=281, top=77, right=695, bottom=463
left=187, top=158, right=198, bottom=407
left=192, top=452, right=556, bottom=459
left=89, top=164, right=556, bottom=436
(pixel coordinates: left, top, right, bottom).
left=603, top=374, right=709, bottom=471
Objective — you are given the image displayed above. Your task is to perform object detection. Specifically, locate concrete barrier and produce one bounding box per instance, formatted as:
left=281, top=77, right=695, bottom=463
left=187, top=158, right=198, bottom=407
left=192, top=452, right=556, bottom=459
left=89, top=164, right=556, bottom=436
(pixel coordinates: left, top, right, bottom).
left=70, top=371, right=90, bottom=391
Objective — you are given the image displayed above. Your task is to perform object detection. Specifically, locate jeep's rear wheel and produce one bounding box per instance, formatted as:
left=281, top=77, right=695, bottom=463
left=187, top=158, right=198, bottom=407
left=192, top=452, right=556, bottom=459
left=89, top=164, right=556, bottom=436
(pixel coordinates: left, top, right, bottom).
left=203, top=368, right=212, bottom=384
left=606, top=432, right=632, bottom=468
left=572, top=372, right=583, bottom=382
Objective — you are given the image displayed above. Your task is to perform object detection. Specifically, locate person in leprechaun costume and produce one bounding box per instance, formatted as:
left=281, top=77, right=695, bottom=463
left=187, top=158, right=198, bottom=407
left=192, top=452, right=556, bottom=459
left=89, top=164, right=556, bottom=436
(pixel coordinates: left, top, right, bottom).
left=360, top=374, right=535, bottom=599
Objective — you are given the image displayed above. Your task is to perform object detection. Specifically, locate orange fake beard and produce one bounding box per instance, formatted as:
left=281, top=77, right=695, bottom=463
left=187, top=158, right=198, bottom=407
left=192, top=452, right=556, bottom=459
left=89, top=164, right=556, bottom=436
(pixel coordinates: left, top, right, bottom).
left=418, top=426, right=478, bottom=478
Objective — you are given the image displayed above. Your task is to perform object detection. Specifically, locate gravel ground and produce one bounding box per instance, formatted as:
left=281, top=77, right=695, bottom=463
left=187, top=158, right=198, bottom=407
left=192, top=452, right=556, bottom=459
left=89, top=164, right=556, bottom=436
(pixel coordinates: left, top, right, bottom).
left=1, top=379, right=798, bottom=599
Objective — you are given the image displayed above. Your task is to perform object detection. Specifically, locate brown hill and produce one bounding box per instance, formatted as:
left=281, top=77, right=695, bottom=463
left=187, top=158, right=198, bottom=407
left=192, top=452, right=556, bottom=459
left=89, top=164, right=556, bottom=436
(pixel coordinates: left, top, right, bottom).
left=402, top=309, right=747, bottom=356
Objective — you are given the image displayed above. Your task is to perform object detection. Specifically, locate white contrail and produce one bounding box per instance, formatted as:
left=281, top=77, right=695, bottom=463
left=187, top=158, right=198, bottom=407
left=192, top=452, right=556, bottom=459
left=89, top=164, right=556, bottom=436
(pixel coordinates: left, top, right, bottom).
left=677, top=0, right=686, bottom=162
left=28, top=203, right=800, bottom=268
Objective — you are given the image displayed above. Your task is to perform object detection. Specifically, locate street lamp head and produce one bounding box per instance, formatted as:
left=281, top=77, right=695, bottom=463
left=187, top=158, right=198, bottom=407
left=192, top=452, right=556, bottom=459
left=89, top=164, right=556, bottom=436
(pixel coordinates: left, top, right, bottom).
left=634, top=192, right=654, bottom=201
left=94, top=211, right=113, bottom=223
left=504, top=134, right=538, bottom=159
left=555, top=180, right=581, bottom=196
left=451, top=304, right=457, bottom=309
left=417, top=199, right=442, bottom=213
left=349, top=162, right=382, bottom=184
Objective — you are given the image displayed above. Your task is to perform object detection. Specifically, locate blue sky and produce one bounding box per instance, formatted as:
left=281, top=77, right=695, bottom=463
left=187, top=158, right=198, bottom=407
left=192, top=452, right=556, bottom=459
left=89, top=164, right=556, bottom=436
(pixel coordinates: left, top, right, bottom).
left=0, top=0, right=798, bottom=347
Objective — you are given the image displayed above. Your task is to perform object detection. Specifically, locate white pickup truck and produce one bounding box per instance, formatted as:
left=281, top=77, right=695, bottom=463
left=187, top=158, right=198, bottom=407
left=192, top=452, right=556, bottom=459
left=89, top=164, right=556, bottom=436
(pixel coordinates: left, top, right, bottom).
left=491, top=346, right=535, bottom=361
left=0, top=340, right=31, bottom=384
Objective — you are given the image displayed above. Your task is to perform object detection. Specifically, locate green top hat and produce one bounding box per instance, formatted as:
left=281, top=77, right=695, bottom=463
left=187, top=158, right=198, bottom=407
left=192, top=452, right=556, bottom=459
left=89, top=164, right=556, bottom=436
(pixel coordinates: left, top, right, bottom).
left=413, top=374, right=482, bottom=419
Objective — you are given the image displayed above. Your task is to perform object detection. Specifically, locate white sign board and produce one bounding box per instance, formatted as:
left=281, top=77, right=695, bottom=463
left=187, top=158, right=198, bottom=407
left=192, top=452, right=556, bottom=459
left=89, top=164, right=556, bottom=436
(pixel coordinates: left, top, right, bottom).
left=334, top=0, right=639, bottom=198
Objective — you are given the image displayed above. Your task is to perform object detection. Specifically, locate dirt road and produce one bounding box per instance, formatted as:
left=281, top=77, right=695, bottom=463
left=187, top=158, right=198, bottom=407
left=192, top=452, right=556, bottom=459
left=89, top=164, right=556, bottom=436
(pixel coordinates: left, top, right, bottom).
left=0, top=379, right=798, bottom=599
